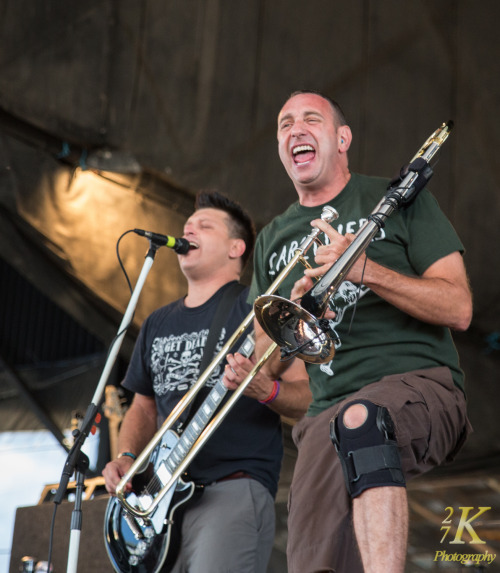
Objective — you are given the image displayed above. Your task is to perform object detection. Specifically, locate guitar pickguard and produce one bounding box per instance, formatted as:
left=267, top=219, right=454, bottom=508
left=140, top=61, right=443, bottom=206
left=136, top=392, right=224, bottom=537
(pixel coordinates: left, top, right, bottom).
left=104, top=431, right=199, bottom=573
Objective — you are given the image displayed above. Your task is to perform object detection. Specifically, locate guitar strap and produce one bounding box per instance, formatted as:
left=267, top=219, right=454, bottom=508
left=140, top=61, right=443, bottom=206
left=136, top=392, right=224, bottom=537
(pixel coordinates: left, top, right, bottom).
left=200, top=281, right=247, bottom=374
left=178, top=281, right=247, bottom=428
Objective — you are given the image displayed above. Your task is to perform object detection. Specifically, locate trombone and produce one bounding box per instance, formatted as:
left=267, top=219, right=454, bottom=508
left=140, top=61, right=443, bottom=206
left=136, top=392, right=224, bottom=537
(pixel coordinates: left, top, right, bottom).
left=115, top=204, right=339, bottom=519
left=254, top=121, right=454, bottom=363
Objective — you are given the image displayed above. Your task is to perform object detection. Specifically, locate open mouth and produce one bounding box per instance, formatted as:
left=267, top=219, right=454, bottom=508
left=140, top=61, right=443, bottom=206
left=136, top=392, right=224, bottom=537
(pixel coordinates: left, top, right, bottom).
left=188, top=241, right=199, bottom=250
left=292, top=144, right=315, bottom=165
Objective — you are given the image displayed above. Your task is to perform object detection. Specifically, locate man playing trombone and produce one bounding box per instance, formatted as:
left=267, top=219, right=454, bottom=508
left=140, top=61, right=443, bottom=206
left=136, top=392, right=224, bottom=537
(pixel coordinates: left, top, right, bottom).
left=102, top=190, right=311, bottom=573
left=246, top=91, right=473, bottom=573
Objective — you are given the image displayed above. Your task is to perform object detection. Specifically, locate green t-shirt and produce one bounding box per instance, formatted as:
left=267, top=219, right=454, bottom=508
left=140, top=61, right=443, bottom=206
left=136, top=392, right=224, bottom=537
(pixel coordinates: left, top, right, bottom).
left=249, top=173, right=465, bottom=416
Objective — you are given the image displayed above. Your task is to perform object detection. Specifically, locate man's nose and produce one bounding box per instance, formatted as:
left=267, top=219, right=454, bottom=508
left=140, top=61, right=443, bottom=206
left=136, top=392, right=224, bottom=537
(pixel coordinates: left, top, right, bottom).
left=290, top=120, right=306, bottom=136
left=183, top=223, right=195, bottom=235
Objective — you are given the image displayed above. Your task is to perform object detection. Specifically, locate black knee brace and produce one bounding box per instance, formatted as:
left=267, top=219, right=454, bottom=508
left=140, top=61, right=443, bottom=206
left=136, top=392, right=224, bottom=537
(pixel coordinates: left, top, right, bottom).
left=330, top=399, right=405, bottom=498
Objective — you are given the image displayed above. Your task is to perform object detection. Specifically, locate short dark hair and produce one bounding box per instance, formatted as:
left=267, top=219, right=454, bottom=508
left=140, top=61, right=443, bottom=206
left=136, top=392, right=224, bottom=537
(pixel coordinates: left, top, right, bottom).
left=194, top=190, right=256, bottom=267
left=286, top=90, right=348, bottom=128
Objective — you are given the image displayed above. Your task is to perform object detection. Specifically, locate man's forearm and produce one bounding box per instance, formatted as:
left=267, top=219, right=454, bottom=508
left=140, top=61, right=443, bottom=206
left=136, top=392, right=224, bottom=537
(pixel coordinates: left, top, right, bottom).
left=116, top=396, right=157, bottom=457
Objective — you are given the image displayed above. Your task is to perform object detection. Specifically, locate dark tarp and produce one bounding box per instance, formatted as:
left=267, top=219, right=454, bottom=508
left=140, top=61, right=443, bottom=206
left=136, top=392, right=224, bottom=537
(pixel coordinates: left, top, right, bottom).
left=1, top=2, right=499, bottom=569
left=0, top=6, right=499, bottom=568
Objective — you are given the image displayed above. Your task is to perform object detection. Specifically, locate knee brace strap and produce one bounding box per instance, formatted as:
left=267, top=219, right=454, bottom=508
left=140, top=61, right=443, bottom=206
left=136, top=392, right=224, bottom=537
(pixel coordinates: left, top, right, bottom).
left=330, top=400, right=405, bottom=498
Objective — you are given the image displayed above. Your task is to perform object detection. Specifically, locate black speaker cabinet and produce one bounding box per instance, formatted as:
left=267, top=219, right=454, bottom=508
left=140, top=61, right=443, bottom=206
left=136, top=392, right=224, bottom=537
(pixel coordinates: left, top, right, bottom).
left=10, top=496, right=114, bottom=573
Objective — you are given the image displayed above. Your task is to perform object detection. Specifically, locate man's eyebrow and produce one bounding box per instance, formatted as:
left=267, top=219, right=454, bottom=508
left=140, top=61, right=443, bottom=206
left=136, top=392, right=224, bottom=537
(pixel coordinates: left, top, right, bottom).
left=303, top=110, right=324, bottom=119
left=278, top=112, right=294, bottom=126
left=184, top=215, right=216, bottom=227
left=278, top=110, right=324, bottom=126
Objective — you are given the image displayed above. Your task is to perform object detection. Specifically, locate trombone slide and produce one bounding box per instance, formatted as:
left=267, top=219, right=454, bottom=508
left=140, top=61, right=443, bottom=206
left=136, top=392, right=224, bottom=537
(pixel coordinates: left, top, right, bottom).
left=114, top=204, right=338, bottom=519
left=117, top=342, right=277, bottom=518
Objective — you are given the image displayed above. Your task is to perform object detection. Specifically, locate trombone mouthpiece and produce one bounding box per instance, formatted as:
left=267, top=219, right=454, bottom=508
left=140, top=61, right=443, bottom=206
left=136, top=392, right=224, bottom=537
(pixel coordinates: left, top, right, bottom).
left=321, top=205, right=339, bottom=223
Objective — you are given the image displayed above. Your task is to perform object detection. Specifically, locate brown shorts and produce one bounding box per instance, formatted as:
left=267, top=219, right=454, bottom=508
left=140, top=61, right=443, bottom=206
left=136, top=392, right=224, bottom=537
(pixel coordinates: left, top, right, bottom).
left=287, top=367, right=472, bottom=573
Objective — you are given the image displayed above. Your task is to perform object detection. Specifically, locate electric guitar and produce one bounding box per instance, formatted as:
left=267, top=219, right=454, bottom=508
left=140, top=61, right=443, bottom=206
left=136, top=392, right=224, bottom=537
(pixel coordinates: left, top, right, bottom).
left=104, top=331, right=256, bottom=573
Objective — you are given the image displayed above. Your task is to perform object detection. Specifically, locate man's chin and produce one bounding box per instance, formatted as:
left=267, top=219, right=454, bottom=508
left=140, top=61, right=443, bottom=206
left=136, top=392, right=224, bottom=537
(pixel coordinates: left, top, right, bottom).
left=294, top=174, right=322, bottom=189
left=290, top=164, right=319, bottom=184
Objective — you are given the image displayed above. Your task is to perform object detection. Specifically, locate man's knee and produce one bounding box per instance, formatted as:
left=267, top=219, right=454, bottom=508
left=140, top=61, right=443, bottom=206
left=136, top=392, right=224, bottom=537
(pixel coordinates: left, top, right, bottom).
left=330, top=399, right=406, bottom=498
left=342, top=402, right=369, bottom=429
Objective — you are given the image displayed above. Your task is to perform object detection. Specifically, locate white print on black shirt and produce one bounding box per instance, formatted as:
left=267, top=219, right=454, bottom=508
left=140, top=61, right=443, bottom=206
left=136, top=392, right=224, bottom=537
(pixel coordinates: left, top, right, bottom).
left=150, top=328, right=225, bottom=395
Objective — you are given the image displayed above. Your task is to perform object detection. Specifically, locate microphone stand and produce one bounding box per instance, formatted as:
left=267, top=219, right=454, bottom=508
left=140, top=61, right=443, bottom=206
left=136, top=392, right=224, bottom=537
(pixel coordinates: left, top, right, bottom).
left=53, top=240, right=162, bottom=573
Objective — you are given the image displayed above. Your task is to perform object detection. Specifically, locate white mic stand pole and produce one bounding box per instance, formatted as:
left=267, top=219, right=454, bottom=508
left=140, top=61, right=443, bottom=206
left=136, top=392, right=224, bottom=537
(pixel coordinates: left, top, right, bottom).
left=52, top=240, right=161, bottom=573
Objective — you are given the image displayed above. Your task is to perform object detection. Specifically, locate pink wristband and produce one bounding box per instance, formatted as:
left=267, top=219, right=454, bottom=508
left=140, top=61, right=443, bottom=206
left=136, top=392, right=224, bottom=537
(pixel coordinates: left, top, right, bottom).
left=259, top=380, right=280, bottom=404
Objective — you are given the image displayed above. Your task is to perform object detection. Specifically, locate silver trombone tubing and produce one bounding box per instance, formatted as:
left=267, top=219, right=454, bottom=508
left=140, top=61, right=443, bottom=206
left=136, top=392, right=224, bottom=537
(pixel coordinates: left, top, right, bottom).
left=115, top=204, right=339, bottom=518
left=300, top=120, right=454, bottom=316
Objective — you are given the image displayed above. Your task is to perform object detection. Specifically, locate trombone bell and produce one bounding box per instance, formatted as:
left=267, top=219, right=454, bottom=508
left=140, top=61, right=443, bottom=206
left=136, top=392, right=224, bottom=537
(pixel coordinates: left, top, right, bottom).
left=254, top=295, right=335, bottom=364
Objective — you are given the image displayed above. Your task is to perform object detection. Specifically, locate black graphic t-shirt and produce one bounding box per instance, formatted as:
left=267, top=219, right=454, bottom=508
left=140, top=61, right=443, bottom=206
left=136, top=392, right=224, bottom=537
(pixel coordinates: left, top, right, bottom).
left=249, top=173, right=466, bottom=416
left=123, top=281, right=283, bottom=497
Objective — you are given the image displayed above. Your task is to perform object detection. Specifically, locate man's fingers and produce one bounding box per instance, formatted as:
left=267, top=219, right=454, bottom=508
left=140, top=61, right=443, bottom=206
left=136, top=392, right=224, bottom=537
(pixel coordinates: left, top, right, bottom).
left=311, top=218, right=341, bottom=240
left=304, top=265, right=330, bottom=279
left=291, top=275, right=314, bottom=300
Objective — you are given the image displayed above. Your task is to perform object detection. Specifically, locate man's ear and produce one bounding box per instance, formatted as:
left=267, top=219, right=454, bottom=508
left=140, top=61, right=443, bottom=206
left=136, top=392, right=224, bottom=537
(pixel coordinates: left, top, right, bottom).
left=229, top=238, right=246, bottom=260
left=338, top=125, right=352, bottom=152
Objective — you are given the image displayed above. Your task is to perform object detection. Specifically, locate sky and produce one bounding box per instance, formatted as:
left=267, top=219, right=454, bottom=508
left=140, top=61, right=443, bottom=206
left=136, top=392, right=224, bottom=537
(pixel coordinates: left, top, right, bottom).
left=0, top=430, right=100, bottom=573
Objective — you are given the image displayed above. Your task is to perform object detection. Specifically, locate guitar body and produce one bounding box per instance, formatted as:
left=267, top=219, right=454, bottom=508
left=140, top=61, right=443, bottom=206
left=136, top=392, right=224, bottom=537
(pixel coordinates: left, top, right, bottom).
left=104, top=431, right=201, bottom=573
left=103, top=331, right=255, bottom=572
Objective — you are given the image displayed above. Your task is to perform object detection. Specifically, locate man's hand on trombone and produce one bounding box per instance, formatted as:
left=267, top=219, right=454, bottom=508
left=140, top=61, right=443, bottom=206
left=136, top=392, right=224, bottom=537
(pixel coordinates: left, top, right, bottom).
left=223, top=351, right=275, bottom=402
left=305, top=218, right=362, bottom=285
left=290, top=265, right=337, bottom=321
left=222, top=337, right=312, bottom=420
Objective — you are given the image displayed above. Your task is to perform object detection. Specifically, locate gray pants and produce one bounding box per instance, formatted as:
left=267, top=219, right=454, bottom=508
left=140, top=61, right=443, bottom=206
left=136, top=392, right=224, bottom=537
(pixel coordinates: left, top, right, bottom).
left=171, top=477, right=276, bottom=573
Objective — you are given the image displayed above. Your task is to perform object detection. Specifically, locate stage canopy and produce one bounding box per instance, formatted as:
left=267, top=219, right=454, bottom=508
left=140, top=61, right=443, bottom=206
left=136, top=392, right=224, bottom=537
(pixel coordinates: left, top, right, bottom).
left=0, top=0, right=499, bottom=493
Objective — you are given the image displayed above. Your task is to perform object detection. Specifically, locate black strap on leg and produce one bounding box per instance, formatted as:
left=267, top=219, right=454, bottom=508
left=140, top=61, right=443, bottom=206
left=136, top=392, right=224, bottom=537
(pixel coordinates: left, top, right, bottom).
left=330, top=400, right=405, bottom=498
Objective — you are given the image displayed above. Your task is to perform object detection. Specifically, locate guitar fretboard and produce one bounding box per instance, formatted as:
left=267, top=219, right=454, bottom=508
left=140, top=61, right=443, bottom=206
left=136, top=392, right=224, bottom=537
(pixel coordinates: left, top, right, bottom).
left=161, top=331, right=255, bottom=476
left=165, top=378, right=228, bottom=472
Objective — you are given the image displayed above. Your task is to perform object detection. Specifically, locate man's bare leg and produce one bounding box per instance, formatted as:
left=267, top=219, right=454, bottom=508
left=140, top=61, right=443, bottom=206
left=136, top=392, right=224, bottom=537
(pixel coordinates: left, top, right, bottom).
left=353, top=486, right=408, bottom=573
left=342, top=403, right=408, bottom=573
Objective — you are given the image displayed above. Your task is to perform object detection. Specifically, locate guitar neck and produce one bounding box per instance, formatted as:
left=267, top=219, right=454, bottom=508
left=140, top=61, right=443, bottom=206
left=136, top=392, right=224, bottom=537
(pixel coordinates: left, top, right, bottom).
left=163, top=331, right=255, bottom=474
left=164, top=379, right=228, bottom=471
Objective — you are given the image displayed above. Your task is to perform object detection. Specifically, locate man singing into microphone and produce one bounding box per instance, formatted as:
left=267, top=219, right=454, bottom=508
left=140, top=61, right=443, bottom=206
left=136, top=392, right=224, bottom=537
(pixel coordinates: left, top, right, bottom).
left=102, top=190, right=310, bottom=573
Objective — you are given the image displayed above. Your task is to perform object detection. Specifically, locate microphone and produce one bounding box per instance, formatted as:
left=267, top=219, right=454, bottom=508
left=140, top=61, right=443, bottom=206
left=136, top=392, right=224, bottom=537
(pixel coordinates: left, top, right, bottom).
left=133, top=229, right=191, bottom=254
